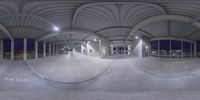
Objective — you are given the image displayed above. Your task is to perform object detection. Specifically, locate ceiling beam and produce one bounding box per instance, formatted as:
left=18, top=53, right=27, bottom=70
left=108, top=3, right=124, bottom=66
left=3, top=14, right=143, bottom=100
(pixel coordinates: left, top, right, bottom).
left=0, top=24, right=13, bottom=40
left=50, top=39, right=85, bottom=45
left=81, top=34, right=90, bottom=40
left=37, top=28, right=101, bottom=41
left=126, top=15, right=200, bottom=40
left=7, top=26, right=49, bottom=33
left=95, top=26, right=131, bottom=33
left=167, top=21, right=171, bottom=36
left=138, top=29, right=154, bottom=37
left=184, top=29, right=200, bottom=38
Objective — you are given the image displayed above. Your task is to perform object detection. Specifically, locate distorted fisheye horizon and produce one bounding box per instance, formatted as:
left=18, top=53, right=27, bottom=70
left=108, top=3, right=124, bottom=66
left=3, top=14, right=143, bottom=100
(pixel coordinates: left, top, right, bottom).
left=0, top=0, right=200, bottom=100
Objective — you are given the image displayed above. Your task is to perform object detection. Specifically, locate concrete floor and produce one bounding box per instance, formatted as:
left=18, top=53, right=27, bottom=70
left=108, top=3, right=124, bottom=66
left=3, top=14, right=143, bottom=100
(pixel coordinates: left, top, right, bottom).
left=0, top=53, right=200, bottom=99
left=26, top=53, right=112, bottom=83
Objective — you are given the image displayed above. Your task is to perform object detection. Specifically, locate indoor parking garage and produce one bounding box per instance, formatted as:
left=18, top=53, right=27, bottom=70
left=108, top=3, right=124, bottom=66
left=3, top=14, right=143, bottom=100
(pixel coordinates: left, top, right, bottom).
left=1, top=0, right=200, bottom=100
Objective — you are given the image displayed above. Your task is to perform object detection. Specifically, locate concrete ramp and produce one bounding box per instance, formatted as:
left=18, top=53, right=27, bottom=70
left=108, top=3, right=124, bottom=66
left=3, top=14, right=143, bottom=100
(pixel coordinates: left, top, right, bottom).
left=26, top=53, right=112, bottom=84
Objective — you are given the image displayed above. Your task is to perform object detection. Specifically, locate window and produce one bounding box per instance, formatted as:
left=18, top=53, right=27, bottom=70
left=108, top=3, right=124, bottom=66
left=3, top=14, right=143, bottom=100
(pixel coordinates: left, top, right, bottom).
left=3, top=39, right=11, bottom=59
left=171, top=40, right=181, bottom=58
left=183, top=41, right=191, bottom=57
left=151, top=39, right=194, bottom=58
left=27, top=39, right=35, bottom=59
left=14, top=39, right=23, bottom=60
left=150, top=40, right=158, bottom=56
left=159, top=40, right=170, bottom=57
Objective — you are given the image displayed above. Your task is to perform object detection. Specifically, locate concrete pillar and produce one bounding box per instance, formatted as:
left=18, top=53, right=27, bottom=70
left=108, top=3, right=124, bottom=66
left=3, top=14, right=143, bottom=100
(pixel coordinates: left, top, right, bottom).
left=49, top=44, right=51, bottom=56
left=138, top=39, right=143, bottom=58
left=158, top=40, right=160, bottom=57
left=181, top=41, right=183, bottom=58
left=0, top=40, right=3, bottom=59
left=52, top=44, right=55, bottom=55
left=43, top=42, right=46, bottom=58
left=35, top=41, right=38, bottom=59
left=147, top=42, right=150, bottom=56
left=23, top=38, right=27, bottom=60
left=57, top=47, right=59, bottom=54
left=11, top=40, right=14, bottom=60
left=190, top=42, right=193, bottom=58
left=56, top=46, right=59, bottom=54
left=170, top=40, right=171, bottom=58
left=55, top=45, right=57, bottom=55
left=99, top=38, right=110, bottom=58
left=194, top=42, right=197, bottom=57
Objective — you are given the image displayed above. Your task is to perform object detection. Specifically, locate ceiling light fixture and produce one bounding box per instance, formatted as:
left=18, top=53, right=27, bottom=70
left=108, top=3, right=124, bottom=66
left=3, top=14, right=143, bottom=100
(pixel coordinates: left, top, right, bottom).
left=53, top=26, right=60, bottom=32
left=135, top=36, right=139, bottom=39
left=93, top=38, right=97, bottom=41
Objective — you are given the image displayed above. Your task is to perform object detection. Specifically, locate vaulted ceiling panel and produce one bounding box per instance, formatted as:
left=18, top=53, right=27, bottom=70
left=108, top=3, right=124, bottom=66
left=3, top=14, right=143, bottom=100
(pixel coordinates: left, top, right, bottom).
left=73, top=2, right=165, bottom=34
left=140, top=21, right=168, bottom=37
left=0, top=0, right=200, bottom=42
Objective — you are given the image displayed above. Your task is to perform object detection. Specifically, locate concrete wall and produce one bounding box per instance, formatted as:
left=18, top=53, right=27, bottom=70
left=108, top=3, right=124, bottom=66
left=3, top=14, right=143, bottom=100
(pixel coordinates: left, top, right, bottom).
left=131, top=37, right=149, bottom=58
left=142, top=38, right=149, bottom=57
left=131, top=39, right=140, bottom=56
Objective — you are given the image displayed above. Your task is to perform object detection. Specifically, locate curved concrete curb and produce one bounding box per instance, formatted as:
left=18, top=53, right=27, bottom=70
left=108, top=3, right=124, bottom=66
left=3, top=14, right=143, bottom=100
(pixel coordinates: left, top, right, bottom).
left=25, top=61, right=112, bottom=85
left=137, top=60, right=200, bottom=78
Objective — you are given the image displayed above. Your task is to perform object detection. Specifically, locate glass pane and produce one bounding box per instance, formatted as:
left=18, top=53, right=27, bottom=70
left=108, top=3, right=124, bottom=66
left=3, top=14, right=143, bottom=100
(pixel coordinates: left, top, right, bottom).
left=183, top=41, right=191, bottom=57
left=159, top=40, right=170, bottom=58
left=14, top=39, right=23, bottom=60
left=46, top=43, right=49, bottom=56
left=38, top=41, right=43, bottom=58
left=27, top=39, right=35, bottom=59
left=197, top=41, right=200, bottom=57
left=171, top=40, right=181, bottom=58
left=3, top=39, right=11, bottom=59
left=150, top=40, right=158, bottom=57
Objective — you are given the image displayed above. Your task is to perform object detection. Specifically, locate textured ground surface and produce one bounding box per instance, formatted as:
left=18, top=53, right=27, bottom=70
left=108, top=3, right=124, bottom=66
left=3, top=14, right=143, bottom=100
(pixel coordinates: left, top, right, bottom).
left=0, top=54, right=200, bottom=100
left=26, top=53, right=112, bottom=83
left=137, top=57, right=200, bottom=77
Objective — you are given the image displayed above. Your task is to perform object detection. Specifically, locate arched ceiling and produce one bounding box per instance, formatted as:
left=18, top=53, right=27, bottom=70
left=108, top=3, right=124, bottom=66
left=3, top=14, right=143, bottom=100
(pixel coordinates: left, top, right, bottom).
left=0, top=0, right=200, bottom=43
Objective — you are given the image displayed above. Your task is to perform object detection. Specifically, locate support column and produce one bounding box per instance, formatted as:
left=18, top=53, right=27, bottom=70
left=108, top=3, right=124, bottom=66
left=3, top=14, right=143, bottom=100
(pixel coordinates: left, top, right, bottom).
left=181, top=41, right=183, bottom=58
left=190, top=42, right=193, bottom=58
left=11, top=40, right=14, bottom=60
left=49, top=44, right=51, bottom=56
left=158, top=40, right=160, bottom=57
left=0, top=40, right=3, bottom=59
left=53, top=44, right=55, bottom=55
left=147, top=41, right=150, bottom=56
left=54, top=45, right=57, bottom=55
left=139, top=39, right=143, bottom=58
left=43, top=42, right=46, bottom=58
left=194, top=42, right=197, bottom=57
left=149, top=41, right=151, bottom=56
left=23, top=38, right=27, bottom=60
left=35, top=41, right=38, bottom=59
left=56, top=46, right=58, bottom=54
left=170, top=40, right=171, bottom=58
left=99, top=38, right=110, bottom=58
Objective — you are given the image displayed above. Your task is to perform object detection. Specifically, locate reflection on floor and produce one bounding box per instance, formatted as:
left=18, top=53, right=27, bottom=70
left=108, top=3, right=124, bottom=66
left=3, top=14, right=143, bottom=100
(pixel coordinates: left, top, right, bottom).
left=0, top=53, right=200, bottom=99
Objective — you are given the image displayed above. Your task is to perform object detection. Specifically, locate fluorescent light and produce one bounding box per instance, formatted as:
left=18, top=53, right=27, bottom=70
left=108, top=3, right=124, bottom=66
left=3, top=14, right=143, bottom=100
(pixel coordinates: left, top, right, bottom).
left=53, top=26, right=59, bottom=32
left=93, top=38, right=97, bottom=41
left=135, top=36, right=139, bottom=39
